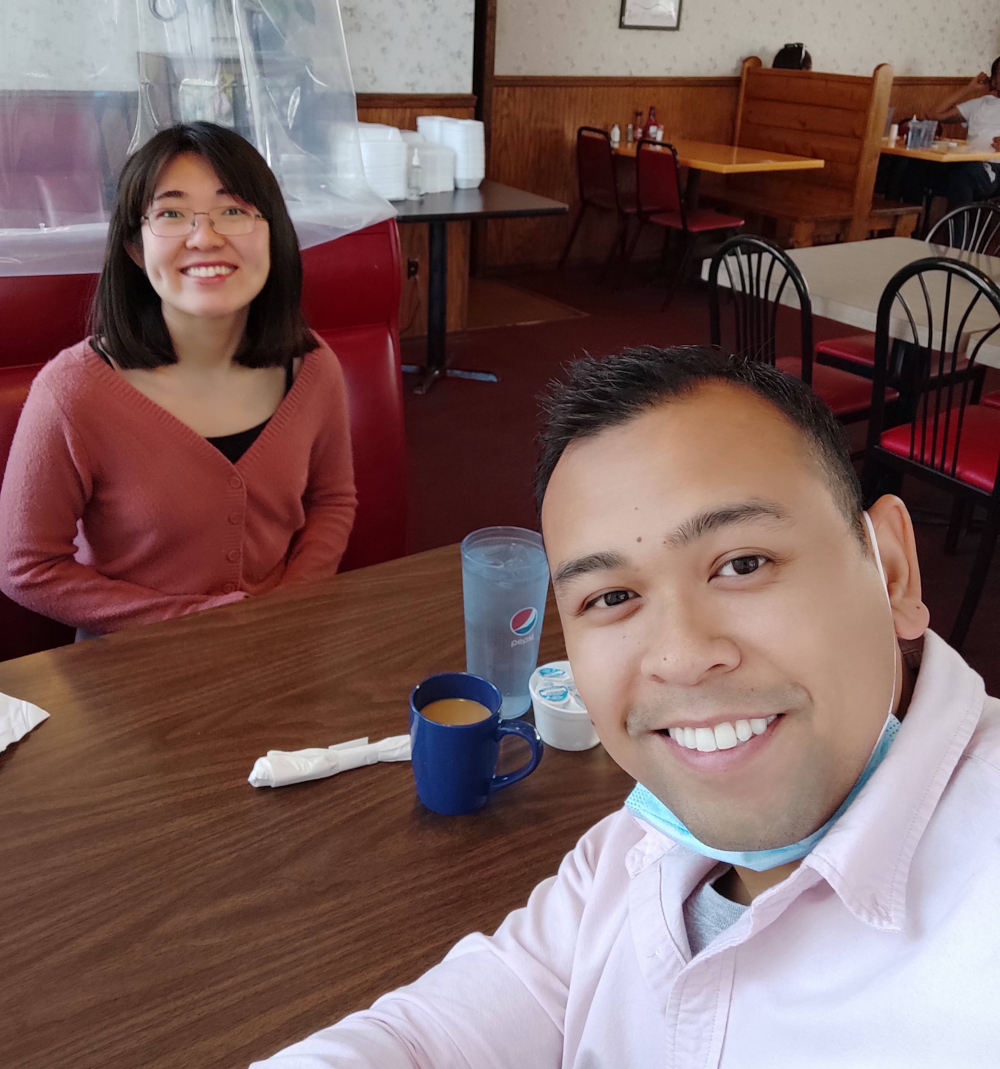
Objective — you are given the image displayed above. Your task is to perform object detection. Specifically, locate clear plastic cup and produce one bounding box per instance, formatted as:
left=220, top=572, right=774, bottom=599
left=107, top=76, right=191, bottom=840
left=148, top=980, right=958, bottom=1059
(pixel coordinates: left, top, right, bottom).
left=461, top=527, right=550, bottom=719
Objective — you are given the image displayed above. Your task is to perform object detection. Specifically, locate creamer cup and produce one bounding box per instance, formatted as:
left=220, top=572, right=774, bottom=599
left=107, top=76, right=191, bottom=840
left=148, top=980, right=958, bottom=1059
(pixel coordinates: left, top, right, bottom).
left=529, top=661, right=600, bottom=751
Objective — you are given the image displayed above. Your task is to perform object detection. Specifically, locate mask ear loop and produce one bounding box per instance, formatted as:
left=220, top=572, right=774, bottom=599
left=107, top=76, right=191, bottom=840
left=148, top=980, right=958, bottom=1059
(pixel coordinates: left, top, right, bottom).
left=863, top=511, right=898, bottom=719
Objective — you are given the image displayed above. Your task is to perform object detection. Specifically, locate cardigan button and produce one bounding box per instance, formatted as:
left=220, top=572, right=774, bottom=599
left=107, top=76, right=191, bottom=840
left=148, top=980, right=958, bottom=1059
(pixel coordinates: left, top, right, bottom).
left=226, top=549, right=240, bottom=563
left=222, top=582, right=236, bottom=594
left=228, top=512, right=241, bottom=525
left=229, top=475, right=243, bottom=489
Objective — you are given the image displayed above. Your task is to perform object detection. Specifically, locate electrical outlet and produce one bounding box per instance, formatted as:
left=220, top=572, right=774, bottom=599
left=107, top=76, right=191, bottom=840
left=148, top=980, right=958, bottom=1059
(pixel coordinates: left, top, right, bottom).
left=407, top=257, right=419, bottom=279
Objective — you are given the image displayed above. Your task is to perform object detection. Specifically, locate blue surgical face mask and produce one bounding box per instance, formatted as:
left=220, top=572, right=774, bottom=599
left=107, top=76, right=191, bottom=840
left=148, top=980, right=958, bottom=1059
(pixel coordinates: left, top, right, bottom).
left=625, top=512, right=900, bottom=872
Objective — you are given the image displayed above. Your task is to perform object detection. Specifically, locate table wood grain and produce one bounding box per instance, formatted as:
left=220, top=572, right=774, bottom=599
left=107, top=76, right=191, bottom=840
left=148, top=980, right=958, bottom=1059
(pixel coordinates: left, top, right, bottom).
left=0, top=545, right=632, bottom=1069
left=614, top=138, right=824, bottom=174
left=880, top=137, right=1000, bottom=164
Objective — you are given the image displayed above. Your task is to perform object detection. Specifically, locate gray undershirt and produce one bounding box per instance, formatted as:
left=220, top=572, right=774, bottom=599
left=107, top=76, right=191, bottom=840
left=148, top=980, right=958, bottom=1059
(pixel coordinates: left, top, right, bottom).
left=682, top=863, right=749, bottom=957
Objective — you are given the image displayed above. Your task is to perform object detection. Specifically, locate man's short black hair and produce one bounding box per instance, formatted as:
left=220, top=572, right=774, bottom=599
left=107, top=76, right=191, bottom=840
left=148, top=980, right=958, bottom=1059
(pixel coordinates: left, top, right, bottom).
left=535, top=346, right=865, bottom=543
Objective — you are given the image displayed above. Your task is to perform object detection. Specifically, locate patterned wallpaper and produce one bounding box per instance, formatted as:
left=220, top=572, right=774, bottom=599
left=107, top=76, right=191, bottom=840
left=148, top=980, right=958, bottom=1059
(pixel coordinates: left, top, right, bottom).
left=341, top=0, right=475, bottom=93
left=495, top=0, right=1000, bottom=78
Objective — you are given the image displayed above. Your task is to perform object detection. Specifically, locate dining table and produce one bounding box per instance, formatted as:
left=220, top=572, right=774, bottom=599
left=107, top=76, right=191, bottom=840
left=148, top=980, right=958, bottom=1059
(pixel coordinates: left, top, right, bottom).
left=0, top=544, right=631, bottom=1069
left=614, top=137, right=824, bottom=208
left=395, top=180, right=568, bottom=394
left=879, top=137, right=1000, bottom=237
left=702, top=236, right=1000, bottom=367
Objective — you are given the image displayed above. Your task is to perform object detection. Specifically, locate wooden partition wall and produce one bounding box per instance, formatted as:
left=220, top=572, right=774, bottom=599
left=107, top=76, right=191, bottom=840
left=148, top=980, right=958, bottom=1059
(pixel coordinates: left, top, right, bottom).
left=357, top=92, right=476, bottom=336
left=480, top=74, right=972, bottom=271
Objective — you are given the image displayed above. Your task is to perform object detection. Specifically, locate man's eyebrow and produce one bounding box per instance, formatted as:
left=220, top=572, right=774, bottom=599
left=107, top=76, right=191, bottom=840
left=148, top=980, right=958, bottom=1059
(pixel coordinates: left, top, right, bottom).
left=552, top=550, right=630, bottom=589
left=665, top=500, right=790, bottom=548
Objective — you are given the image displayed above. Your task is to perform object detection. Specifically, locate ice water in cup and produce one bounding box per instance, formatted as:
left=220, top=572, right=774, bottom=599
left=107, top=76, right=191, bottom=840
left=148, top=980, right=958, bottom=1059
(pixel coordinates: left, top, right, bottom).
left=461, top=527, right=550, bottom=719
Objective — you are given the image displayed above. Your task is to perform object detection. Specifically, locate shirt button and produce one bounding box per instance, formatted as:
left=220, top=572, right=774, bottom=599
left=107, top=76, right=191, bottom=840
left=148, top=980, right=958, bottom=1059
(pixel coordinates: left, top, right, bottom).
left=229, top=475, right=242, bottom=490
left=222, top=582, right=236, bottom=594
left=226, top=549, right=240, bottom=563
left=228, top=512, right=241, bottom=525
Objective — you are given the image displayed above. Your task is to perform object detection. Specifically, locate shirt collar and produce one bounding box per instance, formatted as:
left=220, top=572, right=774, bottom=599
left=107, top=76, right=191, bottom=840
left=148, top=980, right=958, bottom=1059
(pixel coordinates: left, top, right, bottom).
left=625, top=631, right=986, bottom=931
left=802, top=630, right=984, bottom=930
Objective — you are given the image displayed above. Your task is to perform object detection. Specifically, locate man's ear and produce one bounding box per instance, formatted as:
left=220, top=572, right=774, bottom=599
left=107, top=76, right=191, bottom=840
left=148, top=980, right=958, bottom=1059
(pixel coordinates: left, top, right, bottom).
left=126, top=240, right=145, bottom=271
left=867, top=495, right=930, bottom=641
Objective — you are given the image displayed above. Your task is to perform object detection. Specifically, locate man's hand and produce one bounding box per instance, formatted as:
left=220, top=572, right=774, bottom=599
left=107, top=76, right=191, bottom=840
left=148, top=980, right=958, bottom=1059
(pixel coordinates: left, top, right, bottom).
left=970, top=71, right=990, bottom=91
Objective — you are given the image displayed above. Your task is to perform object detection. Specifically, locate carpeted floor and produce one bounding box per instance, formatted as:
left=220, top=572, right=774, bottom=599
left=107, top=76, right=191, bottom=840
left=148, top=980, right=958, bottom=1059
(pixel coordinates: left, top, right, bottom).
left=402, top=267, right=999, bottom=691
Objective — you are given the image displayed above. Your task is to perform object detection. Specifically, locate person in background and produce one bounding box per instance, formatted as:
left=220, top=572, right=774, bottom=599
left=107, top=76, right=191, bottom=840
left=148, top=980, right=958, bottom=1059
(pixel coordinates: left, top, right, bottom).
left=772, top=42, right=812, bottom=70
left=0, top=122, right=356, bottom=639
left=925, top=58, right=1000, bottom=209
left=248, top=347, right=999, bottom=1068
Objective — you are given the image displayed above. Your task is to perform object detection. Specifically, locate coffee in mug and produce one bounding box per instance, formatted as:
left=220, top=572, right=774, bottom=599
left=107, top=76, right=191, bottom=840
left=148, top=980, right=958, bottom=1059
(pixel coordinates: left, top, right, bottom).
left=421, top=698, right=492, bottom=725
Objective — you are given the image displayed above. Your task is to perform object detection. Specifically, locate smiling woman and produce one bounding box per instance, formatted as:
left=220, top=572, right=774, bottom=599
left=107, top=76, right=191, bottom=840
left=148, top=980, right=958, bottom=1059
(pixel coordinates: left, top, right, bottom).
left=0, top=122, right=357, bottom=638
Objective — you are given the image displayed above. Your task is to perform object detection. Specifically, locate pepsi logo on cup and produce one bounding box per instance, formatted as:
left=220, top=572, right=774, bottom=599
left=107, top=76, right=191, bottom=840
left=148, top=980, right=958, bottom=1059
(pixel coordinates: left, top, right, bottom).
left=509, top=607, right=538, bottom=636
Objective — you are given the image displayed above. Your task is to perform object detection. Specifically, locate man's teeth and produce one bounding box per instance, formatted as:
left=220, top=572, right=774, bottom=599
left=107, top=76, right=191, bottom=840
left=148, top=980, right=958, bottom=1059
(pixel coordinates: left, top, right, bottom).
left=668, top=716, right=777, bottom=752
left=183, top=265, right=235, bottom=277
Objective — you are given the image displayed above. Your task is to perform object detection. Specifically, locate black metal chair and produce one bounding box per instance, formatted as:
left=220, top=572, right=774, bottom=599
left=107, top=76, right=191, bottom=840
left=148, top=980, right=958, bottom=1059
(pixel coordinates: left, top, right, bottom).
left=862, top=256, right=1000, bottom=649
left=708, top=235, right=898, bottom=425
left=815, top=201, right=1000, bottom=382
left=558, top=127, right=636, bottom=277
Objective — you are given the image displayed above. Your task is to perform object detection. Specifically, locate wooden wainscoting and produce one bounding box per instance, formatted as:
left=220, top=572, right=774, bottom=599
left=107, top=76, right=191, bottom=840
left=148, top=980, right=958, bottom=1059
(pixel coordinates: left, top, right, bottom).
left=483, top=76, right=740, bottom=270
left=358, top=93, right=476, bottom=336
left=889, top=77, right=973, bottom=126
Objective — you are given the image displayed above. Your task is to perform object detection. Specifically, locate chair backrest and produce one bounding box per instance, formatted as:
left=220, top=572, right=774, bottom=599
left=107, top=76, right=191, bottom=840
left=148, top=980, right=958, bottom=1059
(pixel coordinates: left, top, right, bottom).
left=635, top=140, right=684, bottom=221
left=575, top=127, right=619, bottom=209
left=708, top=234, right=814, bottom=381
left=926, top=202, right=1000, bottom=256
left=0, top=363, right=76, bottom=661
left=866, top=256, right=1000, bottom=481
left=730, top=56, right=893, bottom=240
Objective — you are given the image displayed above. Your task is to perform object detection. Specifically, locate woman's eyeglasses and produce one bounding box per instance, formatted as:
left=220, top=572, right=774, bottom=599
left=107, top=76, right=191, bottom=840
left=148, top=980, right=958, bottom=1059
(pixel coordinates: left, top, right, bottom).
left=143, top=206, right=265, bottom=238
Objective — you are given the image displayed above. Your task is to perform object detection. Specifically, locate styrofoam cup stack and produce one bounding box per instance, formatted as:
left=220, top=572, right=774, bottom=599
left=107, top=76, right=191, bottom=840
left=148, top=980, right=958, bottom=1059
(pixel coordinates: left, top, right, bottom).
left=359, top=139, right=408, bottom=201
left=415, top=141, right=456, bottom=193
left=417, top=116, right=485, bottom=190
left=416, top=115, right=447, bottom=143
left=528, top=661, right=600, bottom=751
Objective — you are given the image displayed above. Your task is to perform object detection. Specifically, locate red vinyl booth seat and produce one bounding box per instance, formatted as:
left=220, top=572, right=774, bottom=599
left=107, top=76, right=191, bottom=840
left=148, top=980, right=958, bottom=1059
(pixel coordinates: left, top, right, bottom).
left=0, top=219, right=406, bottom=659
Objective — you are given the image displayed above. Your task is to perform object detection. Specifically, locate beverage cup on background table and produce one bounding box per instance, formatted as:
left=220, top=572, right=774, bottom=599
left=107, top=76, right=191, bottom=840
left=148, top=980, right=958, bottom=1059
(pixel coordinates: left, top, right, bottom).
left=409, top=672, right=543, bottom=815
left=461, top=526, right=550, bottom=719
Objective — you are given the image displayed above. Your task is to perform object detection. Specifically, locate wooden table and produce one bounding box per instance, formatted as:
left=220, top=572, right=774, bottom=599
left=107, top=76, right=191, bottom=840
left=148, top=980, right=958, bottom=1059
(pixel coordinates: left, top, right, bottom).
left=0, top=545, right=631, bottom=1069
left=614, top=138, right=825, bottom=175
left=879, top=138, right=1000, bottom=237
left=702, top=236, right=1000, bottom=366
left=394, top=181, right=567, bottom=393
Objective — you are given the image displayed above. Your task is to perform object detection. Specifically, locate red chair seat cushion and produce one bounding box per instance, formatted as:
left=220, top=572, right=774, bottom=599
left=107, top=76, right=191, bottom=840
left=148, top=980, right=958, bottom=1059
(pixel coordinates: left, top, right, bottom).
left=649, top=208, right=744, bottom=233
left=815, top=333, right=876, bottom=366
left=982, top=390, right=1000, bottom=410
left=880, top=405, right=1000, bottom=493
left=776, top=357, right=899, bottom=417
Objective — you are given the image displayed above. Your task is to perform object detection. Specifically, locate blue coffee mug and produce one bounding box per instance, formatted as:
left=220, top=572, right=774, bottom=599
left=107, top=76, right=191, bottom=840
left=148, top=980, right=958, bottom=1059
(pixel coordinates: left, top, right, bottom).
left=409, top=672, right=544, bottom=816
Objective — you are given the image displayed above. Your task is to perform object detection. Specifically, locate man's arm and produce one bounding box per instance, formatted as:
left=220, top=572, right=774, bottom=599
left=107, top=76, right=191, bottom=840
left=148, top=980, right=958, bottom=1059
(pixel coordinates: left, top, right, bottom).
left=926, top=72, right=989, bottom=122
left=249, top=815, right=620, bottom=1069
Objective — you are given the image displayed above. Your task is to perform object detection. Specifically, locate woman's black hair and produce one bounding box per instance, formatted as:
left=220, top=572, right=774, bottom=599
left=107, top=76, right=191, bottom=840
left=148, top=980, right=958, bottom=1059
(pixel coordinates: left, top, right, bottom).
left=90, top=121, right=315, bottom=370
left=773, top=43, right=812, bottom=71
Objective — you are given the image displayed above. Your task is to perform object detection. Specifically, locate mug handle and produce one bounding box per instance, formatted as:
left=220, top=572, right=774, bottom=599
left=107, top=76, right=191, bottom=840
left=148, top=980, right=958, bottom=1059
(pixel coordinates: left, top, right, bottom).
left=489, top=719, right=544, bottom=794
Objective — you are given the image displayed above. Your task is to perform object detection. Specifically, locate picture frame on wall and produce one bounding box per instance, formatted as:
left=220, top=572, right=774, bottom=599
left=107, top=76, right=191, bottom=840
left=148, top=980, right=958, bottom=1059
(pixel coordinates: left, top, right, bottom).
left=619, top=0, right=682, bottom=30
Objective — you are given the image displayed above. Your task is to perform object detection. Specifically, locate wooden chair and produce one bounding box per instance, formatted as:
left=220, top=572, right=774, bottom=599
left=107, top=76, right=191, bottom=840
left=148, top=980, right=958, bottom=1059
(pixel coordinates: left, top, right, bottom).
left=620, top=140, right=743, bottom=309
left=559, top=127, right=636, bottom=274
left=714, top=59, right=920, bottom=248
left=814, top=202, right=1000, bottom=399
left=862, top=256, right=1000, bottom=648
left=708, top=234, right=898, bottom=425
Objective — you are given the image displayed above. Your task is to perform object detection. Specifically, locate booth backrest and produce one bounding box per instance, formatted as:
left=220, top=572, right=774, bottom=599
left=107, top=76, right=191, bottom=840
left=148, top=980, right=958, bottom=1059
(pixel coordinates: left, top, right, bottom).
left=0, top=218, right=406, bottom=659
left=729, top=57, right=894, bottom=241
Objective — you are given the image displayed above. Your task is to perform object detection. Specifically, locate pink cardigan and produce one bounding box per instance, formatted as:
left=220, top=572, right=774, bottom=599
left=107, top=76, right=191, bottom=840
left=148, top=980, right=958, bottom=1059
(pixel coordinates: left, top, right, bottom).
left=0, top=338, right=356, bottom=633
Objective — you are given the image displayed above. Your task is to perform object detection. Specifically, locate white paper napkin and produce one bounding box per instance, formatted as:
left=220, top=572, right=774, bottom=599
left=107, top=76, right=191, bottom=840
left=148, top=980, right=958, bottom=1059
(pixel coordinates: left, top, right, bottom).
left=248, top=734, right=411, bottom=788
left=0, top=692, right=50, bottom=756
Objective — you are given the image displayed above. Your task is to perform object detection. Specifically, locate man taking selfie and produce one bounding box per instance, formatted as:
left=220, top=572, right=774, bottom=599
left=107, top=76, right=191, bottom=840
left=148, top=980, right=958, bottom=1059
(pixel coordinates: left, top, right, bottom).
left=252, top=347, right=999, bottom=1067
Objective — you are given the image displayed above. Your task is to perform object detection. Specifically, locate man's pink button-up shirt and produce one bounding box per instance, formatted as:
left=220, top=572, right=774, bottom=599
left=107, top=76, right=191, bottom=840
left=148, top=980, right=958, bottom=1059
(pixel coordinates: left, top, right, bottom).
left=252, top=631, right=1000, bottom=1068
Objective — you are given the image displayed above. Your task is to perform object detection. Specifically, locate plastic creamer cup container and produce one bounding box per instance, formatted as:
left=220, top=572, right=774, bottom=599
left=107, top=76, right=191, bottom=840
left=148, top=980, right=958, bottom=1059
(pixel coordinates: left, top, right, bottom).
left=528, top=661, right=600, bottom=751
